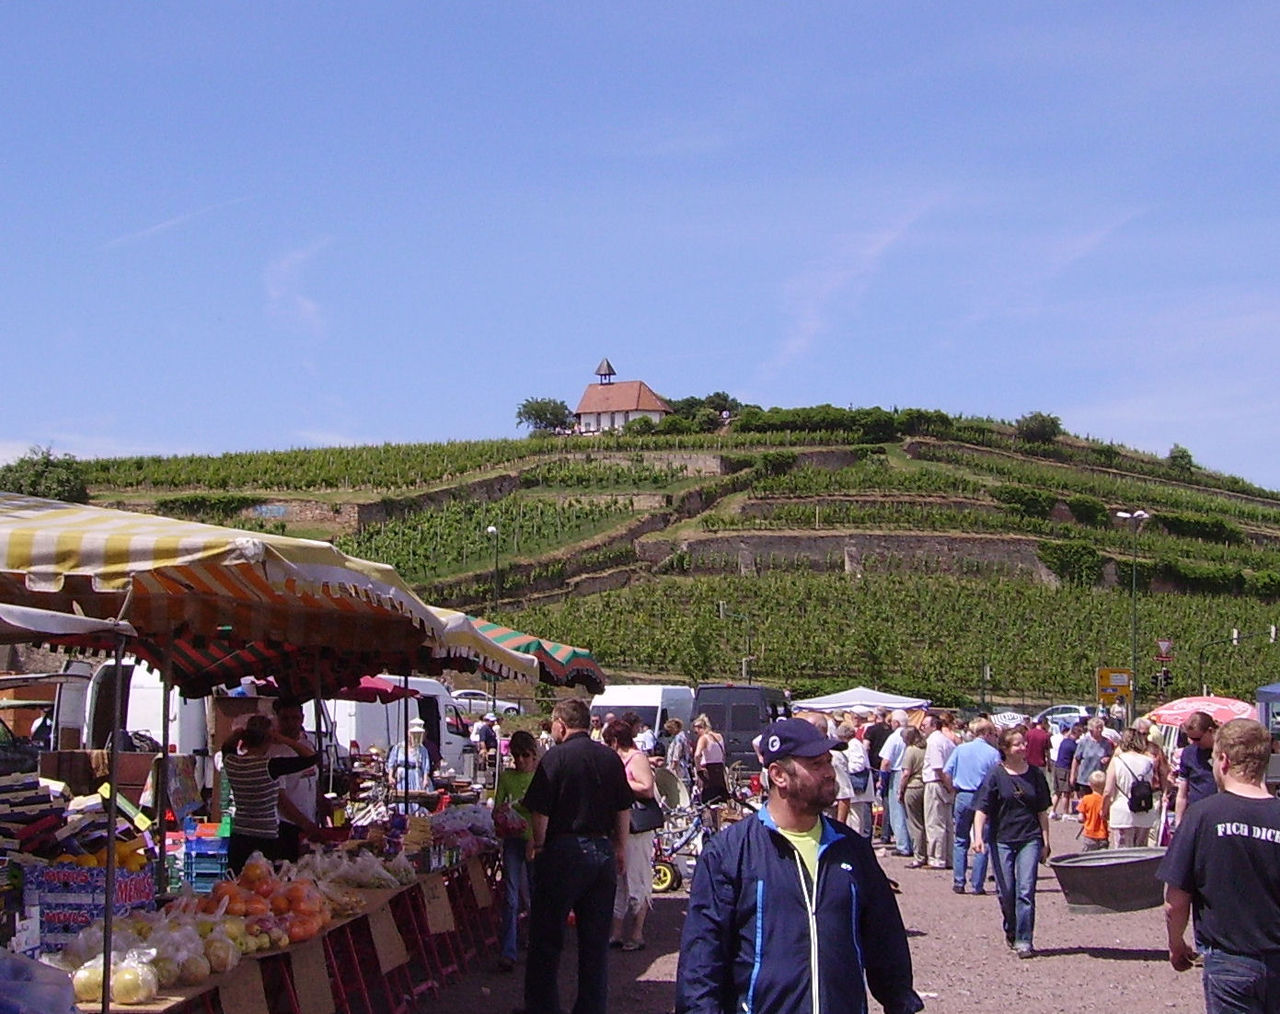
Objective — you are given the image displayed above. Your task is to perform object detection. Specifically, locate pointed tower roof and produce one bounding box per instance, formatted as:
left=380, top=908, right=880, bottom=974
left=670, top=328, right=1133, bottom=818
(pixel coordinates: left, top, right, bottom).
left=594, top=358, right=616, bottom=384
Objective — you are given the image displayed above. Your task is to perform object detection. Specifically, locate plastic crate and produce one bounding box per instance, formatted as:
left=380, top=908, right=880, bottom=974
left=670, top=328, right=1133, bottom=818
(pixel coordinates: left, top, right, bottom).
left=185, top=836, right=229, bottom=856
left=185, top=854, right=228, bottom=875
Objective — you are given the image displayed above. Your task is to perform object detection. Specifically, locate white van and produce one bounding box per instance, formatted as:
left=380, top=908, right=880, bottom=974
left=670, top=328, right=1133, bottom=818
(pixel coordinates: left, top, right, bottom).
left=324, top=677, right=475, bottom=776
left=50, top=656, right=209, bottom=755
left=589, top=684, right=694, bottom=734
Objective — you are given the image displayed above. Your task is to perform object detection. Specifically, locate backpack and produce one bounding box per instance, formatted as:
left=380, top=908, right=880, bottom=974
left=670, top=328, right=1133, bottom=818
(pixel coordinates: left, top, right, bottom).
left=1119, top=756, right=1154, bottom=813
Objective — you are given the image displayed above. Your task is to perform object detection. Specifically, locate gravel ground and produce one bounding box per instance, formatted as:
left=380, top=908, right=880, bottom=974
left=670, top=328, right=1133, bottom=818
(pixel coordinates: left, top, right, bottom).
left=425, top=816, right=1204, bottom=1013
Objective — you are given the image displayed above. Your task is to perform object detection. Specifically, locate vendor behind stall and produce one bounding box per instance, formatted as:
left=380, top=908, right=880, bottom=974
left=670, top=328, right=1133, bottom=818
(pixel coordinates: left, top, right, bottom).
left=268, top=698, right=322, bottom=861
left=388, top=717, right=439, bottom=812
left=221, top=715, right=318, bottom=872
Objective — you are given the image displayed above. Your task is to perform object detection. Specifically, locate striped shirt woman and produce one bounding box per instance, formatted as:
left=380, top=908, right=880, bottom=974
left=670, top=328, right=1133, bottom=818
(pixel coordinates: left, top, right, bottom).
left=220, top=714, right=317, bottom=872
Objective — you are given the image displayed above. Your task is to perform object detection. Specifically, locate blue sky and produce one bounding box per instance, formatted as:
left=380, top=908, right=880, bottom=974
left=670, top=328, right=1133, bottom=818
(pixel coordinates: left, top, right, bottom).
left=4, top=5, right=1279, bottom=489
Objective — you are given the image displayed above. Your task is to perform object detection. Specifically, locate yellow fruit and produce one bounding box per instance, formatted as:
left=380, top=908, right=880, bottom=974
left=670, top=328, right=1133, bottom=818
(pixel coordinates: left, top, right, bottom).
left=74, top=855, right=99, bottom=868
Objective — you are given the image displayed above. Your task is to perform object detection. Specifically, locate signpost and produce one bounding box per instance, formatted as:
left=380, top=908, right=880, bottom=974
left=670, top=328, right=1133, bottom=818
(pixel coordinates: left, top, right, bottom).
left=1096, top=667, right=1133, bottom=712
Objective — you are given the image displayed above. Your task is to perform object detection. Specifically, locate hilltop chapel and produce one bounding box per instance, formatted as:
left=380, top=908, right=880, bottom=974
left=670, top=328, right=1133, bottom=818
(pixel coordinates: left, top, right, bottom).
left=573, top=359, right=671, bottom=433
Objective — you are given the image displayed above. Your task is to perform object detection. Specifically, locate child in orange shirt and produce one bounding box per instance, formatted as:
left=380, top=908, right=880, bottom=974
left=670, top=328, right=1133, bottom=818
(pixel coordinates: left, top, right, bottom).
left=1077, top=769, right=1110, bottom=851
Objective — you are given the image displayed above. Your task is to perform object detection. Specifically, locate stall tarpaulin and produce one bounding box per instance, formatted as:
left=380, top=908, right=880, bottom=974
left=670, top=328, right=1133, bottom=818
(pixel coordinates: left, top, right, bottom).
left=0, top=493, right=539, bottom=694
left=791, top=685, right=930, bottom=712
left=468, top=616, right=607, bottom=693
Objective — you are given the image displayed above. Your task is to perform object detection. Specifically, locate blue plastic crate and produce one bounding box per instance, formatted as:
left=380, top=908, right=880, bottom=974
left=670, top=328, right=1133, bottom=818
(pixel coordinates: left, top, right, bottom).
left=185, top=837, right=229, bottom=856
left=184, top=855, right=228, bottom=876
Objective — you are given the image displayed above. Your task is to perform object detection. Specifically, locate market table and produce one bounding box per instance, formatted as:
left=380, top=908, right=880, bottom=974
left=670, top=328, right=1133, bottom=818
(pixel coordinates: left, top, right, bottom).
left=72, top=857, right=500, bottom=1014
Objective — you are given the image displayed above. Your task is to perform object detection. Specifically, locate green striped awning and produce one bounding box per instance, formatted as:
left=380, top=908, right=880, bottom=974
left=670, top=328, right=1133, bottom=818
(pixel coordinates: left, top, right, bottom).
left=469, top=617, right=606, bottom=693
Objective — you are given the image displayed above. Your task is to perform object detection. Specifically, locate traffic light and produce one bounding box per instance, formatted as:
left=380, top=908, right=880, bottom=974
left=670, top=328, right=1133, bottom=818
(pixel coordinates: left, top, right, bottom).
left=1151, top=667, right=1172, bottom=691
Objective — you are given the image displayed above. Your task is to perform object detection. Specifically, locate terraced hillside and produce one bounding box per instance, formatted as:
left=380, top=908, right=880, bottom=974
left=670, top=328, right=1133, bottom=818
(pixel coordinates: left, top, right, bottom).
left=82, top=414, right=1280, bottom=706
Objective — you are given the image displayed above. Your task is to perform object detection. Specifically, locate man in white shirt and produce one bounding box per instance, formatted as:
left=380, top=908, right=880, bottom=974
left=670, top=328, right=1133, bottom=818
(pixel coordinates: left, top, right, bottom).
left=922, top=713, right=957, bottom=870
left=268, top=699, right=321, bottom=861
left=878, top=711, right=912, bottom=857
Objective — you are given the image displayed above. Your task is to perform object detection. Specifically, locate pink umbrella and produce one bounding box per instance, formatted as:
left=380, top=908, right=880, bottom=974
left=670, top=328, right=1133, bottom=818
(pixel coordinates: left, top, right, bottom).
left=1145, top=695, right=1257, bottom=727
left=344, top=675, right=420, bottom=704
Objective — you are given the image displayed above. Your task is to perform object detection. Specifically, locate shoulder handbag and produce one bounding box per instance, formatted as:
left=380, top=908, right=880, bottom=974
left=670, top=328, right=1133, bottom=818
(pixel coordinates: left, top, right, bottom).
left=630, top=794, right=664, bottom=833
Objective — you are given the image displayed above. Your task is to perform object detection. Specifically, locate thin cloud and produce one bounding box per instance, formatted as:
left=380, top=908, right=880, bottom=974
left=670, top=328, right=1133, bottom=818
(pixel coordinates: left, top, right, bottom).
left=100, top=196, right=252, bottom=250
left=765, top=201, right=937, bottom=373
left=293, top=429, right=360, bottom=448
left=264, top=240, right=331, bottom=337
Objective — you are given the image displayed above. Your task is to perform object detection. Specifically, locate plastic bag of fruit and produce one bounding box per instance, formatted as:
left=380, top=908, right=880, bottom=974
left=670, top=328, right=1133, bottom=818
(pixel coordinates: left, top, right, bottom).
left=110, top=949, right=159, bottom=1006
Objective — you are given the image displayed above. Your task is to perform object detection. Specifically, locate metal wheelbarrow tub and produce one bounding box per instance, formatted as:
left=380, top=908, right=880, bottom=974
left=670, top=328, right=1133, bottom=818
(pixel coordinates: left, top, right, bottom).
left=1049, top=847, right=1166, bottom=914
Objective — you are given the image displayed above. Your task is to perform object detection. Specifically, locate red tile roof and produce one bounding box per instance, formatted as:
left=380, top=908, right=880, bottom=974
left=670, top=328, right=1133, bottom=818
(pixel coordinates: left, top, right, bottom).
left=574, top=380, right=671, bottom=416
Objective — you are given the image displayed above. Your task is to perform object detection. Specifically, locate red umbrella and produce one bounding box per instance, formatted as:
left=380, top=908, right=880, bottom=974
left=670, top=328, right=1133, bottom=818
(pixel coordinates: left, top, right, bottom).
left=342, top=675, right=420, bottom=704
left=1145, top=695, right=1257, bottom=727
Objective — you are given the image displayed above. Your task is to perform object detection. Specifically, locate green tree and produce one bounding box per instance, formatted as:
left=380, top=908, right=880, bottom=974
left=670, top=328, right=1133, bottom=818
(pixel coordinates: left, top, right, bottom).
left=1014, top=412, right=1063, bottom=444
left=622, top=415, right=656, bottom=435
left=516, top=397, right=573, bottom=432
left=692, top=407, right=721, bottom=433
left=0, top=447, right=89, bottom=502
left=656, top=414, right=695, bottom=435
left=1168, top=444, right=1195, bottom=476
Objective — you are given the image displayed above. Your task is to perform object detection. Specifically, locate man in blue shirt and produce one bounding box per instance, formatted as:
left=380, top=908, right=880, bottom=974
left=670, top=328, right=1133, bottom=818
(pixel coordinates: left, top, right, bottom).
left=943, top=718, right=1000, bottom=894
left=1174, top=712, right=1218, bottom=828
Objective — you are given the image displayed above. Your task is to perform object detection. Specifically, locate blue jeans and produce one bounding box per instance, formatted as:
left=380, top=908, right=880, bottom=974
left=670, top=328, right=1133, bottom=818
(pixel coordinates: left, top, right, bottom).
left=952, top=790, right=989, bottom=891
left=525, top=835, right=617, bottom=1014
left=1202, top=947, right=1280, bottom=1013
left=992, top=838, right=1041, bottom=948
left=501, top=837, right=530, bottom=962
left=886, top=771, right=912, bottom=854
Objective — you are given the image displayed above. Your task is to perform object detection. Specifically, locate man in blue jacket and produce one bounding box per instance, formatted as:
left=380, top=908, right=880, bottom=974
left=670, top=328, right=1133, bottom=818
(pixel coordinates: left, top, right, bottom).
left=676, top=718, right=924, bottom=1014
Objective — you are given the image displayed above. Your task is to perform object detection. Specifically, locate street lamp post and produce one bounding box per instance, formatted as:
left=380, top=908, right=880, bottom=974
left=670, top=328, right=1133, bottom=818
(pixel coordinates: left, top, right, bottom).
left=1116, top=509, right=1149, bottom=715
left=486, top=524, right=499, bottom=715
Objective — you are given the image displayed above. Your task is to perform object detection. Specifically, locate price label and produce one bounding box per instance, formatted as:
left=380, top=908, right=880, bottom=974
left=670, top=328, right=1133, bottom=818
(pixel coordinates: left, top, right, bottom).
left=420, top=873, right=455, bottom=934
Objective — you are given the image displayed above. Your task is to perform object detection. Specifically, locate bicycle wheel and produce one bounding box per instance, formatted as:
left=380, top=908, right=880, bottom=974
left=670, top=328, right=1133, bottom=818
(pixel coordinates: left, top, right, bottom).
left=652, top=860, right=681, bottom=893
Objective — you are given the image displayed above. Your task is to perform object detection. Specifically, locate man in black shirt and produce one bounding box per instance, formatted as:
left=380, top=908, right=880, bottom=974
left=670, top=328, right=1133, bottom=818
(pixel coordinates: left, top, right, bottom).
left=1158, top=718, right=1280, bottom=1012
left=519, top=698, right=633, bottom=1014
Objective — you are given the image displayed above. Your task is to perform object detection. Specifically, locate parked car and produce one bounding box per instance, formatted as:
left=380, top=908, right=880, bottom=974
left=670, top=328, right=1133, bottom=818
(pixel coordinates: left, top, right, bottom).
left=1032, top=704, right=1104, bottom=729
left=451, top=689, right=522, bottom=716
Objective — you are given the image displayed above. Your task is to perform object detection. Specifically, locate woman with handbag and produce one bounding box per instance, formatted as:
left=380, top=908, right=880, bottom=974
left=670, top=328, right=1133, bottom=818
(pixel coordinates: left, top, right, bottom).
left=493, top=730, right=539, bottom=971
left=602, top=718, right=659, bottom=951
left=1103, top=726, right=1159, bottom=848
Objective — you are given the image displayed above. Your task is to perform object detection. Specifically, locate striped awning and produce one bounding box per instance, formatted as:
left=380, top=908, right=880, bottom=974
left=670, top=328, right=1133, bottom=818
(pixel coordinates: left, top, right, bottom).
left=0, top=493, right=539, bottom=695
left=469, top=616, right=606, bottom=693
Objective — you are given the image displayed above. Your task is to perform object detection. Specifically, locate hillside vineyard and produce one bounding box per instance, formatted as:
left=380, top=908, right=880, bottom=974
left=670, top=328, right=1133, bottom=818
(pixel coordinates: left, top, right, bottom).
left=82, top=412, right=1280, bottom=705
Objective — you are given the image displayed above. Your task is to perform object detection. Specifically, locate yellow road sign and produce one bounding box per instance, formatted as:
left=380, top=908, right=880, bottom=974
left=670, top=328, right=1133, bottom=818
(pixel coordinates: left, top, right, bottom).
left=1096, top=667, right=1132, bottom=702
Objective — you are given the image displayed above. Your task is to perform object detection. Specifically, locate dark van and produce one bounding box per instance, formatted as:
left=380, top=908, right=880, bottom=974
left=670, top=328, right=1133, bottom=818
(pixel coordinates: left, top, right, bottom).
left=691, top=683, right=791, bottom=770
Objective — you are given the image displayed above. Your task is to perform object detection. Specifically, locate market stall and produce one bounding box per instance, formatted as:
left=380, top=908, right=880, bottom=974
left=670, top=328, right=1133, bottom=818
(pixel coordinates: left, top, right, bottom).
left=0, top=492, right=539, bottom=1011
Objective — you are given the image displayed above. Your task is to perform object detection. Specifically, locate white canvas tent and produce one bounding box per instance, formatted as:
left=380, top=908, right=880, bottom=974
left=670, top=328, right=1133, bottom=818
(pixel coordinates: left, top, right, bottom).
left=792, top=685, right=930, bottom=712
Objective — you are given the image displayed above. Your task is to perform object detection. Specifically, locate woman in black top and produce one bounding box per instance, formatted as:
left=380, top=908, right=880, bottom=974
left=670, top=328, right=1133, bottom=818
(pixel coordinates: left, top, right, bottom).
left=221, top=714, right=318, bottom=872
left=972, top=726, right=1052, bottom=959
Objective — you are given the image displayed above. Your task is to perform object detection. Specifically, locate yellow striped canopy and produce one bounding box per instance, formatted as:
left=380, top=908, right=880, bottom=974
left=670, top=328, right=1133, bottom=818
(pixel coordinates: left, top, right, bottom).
left=0, top=493, right=538, bottom=694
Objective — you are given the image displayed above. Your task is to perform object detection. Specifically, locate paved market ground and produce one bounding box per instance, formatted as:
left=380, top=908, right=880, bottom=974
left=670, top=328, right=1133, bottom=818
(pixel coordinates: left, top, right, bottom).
left=426, top=817, right=1203, bottom=1013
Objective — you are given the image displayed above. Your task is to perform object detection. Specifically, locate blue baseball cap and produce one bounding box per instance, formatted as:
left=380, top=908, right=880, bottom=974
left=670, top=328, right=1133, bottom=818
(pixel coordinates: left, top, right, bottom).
left=760, top=718, right=844, bottom=767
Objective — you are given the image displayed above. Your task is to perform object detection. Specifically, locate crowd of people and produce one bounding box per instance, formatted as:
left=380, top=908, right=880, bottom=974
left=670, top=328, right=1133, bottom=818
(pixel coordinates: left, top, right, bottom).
left=218, top=692, right=1279, bottom=1012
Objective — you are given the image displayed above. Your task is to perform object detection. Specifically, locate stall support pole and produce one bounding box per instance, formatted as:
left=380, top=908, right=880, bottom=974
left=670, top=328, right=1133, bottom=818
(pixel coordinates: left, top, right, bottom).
left=402, top=671, right=410, bottom=815
left=312, top=668, right=324, bottom=827
left=100, top=630, right=129, bottom=1014
left=156, top=642, right=172, bottom=896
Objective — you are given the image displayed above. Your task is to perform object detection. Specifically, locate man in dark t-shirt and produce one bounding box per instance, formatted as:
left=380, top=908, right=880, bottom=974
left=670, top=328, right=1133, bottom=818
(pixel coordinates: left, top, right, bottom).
left=520, top=698, right=633, bottom=1014
left=864, top=710, right=893, bottom=794
left=1158, top=718, right=1280, bottom=1011
left=1174, top=711, right=1218, bottom=828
